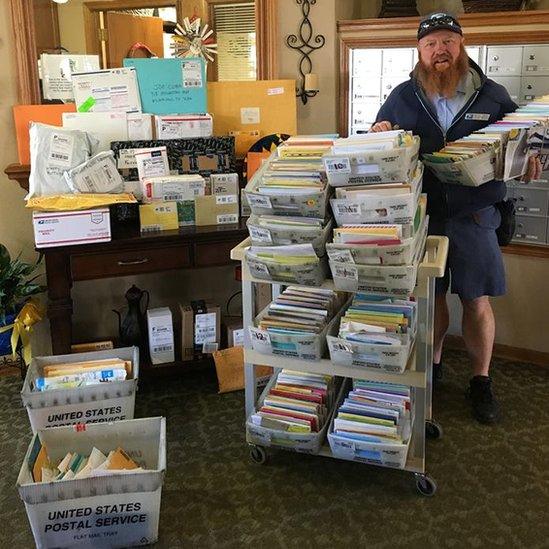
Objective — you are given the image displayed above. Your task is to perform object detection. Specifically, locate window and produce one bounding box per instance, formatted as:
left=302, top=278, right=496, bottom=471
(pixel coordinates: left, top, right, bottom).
left=213, top=2, right=257, bottom=81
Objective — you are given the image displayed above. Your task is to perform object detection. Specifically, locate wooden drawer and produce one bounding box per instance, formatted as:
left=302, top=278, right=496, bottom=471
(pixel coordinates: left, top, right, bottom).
left=71, top=245, right=191, bottom=280
left=194, top=239, right=241, bottom=267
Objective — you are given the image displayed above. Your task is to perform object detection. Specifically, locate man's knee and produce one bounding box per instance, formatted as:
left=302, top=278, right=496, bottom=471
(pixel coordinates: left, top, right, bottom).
left=461, top=296, right=491, bottom=315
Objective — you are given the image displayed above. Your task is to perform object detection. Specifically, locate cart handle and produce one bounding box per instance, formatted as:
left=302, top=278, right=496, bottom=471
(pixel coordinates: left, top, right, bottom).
left=231, top=237, right=251, bottom=262
left=418, top=235, right=449, bottom=279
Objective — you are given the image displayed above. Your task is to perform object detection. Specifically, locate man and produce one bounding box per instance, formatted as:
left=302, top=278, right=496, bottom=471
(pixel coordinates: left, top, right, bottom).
left=371, top=12, right=541, bottom=424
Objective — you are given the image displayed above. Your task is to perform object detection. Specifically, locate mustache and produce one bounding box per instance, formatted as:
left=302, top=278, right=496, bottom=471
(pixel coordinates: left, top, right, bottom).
left=433, top=55, right=451, bottom=63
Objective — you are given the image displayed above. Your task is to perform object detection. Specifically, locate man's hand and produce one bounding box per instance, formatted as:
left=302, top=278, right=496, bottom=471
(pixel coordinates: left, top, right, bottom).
left=522, top=154, right=542, bottom=183
left=370, top=121, right=394, bottom=133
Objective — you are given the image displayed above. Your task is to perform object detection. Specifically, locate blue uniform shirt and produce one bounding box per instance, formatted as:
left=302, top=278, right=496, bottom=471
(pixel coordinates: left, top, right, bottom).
left=432, top=71, right=475, bottom=132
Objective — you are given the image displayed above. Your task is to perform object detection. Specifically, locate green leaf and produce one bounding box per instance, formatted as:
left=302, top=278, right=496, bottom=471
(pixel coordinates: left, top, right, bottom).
left=0, top=245, right=10, bottom=271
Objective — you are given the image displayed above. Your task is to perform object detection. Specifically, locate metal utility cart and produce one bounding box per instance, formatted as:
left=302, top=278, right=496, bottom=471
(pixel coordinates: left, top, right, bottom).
left=231, top=235, right=448, bottom=496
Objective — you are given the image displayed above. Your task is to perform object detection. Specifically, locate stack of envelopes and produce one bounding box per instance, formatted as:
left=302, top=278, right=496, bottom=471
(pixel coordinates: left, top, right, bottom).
left=250, top=369, right=336, bottom=433
left=332, top=379, right=411, bottom=444
left=258, top=286, right=340, bottom=336
left=337, top=294, right=416, bottom=346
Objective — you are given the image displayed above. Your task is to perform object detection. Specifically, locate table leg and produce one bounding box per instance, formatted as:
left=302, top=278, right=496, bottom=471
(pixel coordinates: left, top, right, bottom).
left=45, top=251, right=73, bottom=355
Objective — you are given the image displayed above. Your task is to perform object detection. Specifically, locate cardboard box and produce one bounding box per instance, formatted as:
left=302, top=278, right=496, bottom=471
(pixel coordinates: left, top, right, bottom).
left=155, top=114, right=213, bottom=139
left=211, top=173, right=239, bottom=195
left=223, top=317, right=243, bottom=348
left=139, top=202, right=179, bottom=233
left=179, top=303, right=221, bottom=360
left=17, top=417, right=166, bottom=549
left=71, top=341, right=114, bottom=353
left=21, top=347, right=138, bottom=432
left=194, top=195, right=239, bottom=226
left=33, top=208, right=111, bottom=248
left=142, top=174, right=205, bottom=203
left=62, top=112, right=129, bottom=153
left=127, top=113, right=154, bottom=140
left=147, top=308, right=175, bottom=365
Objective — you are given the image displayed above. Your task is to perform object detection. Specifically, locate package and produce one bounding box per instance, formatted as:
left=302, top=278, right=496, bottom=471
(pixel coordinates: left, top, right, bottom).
left=135, top=146, right=170, bottom=182
left=21, top=347, right=138, bottom=432
left=27, top=123, right=98, bottom=198
left=62, top=111, right=128, bottom=153
left=142, top=174, right=205, bottom=203
left=224, top=317, right=244, bottom=348
left=71, top=67, right=142, bottom=113
left=139, top=202, right=179, bottom=232
left=147, top=308, right=175, bottom=365
left=33, top=208, right=111, bottom=248
left=211, top=173, right=239, bottom=195
left=127, top=113, right=154, bottom=140
left=179, top=302, right=221, bottom=360
left=17, top=417, right=165, bottom=548
left=194, top=195, right=239, bottom=226
left=71, top=341, right=114, bottom=353
left=213, top=347, right=272, bottom=394
left=155, top=114, right=213, bottom=139
left=63, top=151, right=125, bottom=194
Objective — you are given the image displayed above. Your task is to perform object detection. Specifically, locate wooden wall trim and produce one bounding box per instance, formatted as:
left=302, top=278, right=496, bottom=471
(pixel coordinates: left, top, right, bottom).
left=445, top=335, right=549, bottom=367
left=256, top=0, right=278, bottom=80
left=502, top=243, right=549, bottom=258
left=9, top=0, right=40, bottom=105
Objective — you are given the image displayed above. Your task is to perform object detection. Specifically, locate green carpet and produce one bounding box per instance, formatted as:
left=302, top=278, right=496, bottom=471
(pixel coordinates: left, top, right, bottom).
left=1, top=349, right=548, bottom=548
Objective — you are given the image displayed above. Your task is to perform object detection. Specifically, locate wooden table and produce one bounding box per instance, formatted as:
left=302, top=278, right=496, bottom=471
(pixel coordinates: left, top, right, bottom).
left=6, top=163, right=248, bottom=377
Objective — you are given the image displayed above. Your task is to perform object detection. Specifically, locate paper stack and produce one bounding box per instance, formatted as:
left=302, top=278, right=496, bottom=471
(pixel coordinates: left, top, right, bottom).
left=328, top=378, right=412, bottom=468
left=322, top=130, right=420, bottom=186
left=327, top=294, right=417, bottom=372
left=249, top=369, right=337, bottom=434
left=249, top=286, right=344, bottom=360
left=33, top=357, right=131, bottom=392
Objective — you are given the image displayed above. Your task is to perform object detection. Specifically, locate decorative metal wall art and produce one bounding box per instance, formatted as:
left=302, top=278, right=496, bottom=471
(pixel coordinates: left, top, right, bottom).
left=286, top=0, right=325, bottom=105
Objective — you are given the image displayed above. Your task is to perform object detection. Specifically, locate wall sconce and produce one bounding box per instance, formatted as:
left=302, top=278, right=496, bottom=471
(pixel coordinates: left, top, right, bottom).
left=286, top=0, right=325, bottom=105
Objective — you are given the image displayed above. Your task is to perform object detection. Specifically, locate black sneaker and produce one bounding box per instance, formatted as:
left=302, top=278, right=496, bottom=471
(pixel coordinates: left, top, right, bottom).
left=468, top=375, right=500, bottom=424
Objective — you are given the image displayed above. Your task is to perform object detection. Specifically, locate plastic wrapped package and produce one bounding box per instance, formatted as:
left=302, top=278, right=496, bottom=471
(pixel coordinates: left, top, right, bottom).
left=64, top=151, right=124, bottom=193
left=27, top=122, right=98, bottom=198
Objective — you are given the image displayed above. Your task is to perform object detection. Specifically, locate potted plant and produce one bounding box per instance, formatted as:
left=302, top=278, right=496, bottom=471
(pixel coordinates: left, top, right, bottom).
left=0, top=244, right=45, bottom=356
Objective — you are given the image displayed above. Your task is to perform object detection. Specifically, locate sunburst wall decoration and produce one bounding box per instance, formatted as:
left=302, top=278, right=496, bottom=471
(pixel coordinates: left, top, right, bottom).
left=171, top=16, right=218, bottom=62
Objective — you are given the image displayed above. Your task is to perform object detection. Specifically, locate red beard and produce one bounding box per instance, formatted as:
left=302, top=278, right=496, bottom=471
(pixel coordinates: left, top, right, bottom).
left=414, top=44, right=470, bottom=99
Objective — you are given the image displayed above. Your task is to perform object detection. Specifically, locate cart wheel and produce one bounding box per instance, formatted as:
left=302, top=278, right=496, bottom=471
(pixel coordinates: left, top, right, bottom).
left=415, top=473, right=437, bottom=496
left=425, top=419, right=443, bottom=440
left=249, top=445, right=267, bottom=465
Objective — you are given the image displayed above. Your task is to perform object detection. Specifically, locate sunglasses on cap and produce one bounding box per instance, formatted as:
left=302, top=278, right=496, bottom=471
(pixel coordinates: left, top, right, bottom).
left=417, top=13, right=463, bottom=40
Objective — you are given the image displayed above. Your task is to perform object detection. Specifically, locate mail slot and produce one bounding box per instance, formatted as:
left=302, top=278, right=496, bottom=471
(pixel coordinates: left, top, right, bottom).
left=520, top=76, right=549, bottom=102
left=513, top=215, right=548, bottom=243
left=486, top=46, right=523, bottom=76
left=522, top=45, right=549, bottom=76
left=381, top=76, right=408, bottom=101
left=352, top=102, right=380, bottom=127
left=352, top=78, right=381, bottom=102
left=510, top=186, right=549, bottom=216
left=490, top=76, right=521, bottom=102
left=353, top=48, right=382, bottom=76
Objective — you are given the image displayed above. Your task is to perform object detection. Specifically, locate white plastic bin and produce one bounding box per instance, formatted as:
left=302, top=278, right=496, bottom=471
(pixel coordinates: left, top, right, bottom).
left=247, top=215, right=333, bottom=257
left=323, top=136, right=420, bottom=186
left=246, top=376, right=344, bottom=454
left=17, top=417, right=166, bottom=549
left=423, top=149, right=496, bottom=187
left=21, top=347, right=139, bottom=433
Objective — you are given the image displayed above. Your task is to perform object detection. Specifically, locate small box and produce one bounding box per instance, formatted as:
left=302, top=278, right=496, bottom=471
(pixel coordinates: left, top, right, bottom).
left=142, top=174, right=206, bottom=203
left=179, top=303, right=221, bottom=360
left=127, top=113, right=154, bottom=140
left=211, top=173, right=239, bottom=195
left=147, top=308, right=175, bottom=365
left=194, top=195, right=239, bottom=226
left=32, top=208, right=111, bottom=248
left=224, top=317, right=243, bottom=348
left=155, top=114, right=213, bottom=139
left=139, top=202, right=179, bottom=233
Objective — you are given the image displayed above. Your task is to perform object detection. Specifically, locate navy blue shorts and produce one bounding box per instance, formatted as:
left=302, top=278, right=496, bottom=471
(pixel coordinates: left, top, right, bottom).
left=428, top=206, right=506, bottom=301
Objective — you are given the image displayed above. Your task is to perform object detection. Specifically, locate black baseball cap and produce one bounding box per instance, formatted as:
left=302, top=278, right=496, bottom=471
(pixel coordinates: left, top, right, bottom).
left=417, top=13, right=463, bottom=41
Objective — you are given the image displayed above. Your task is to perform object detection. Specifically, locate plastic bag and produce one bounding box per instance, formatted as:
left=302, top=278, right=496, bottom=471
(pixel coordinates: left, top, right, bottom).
left=27, top=122, right=98, bottom=198
left=64, top=151, right=125, bottom=194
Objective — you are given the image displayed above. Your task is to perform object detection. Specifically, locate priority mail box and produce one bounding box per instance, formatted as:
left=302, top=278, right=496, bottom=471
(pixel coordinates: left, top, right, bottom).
left=194, top=195, right=239, bottom=226
left=33, top=208, right=111, bottom=248
left=155, top=114, right=213, bottom=139
left=17, top=417, right=166, bottom=549
left=423, top=149, right=496, bottom=187
left=323, top=136, right=420, bottom=186
left=21, top=347, right=139, bottom=433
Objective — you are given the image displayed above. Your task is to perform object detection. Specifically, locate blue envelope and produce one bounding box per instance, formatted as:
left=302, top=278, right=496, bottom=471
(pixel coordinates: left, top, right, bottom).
left=123, top=57, right=207, bottom=115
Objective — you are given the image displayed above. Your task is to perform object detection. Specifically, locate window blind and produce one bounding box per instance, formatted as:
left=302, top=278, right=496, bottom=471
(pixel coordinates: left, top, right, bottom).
left=213, top=2, right=257, bottom=81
